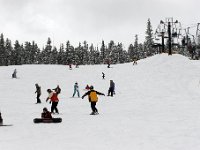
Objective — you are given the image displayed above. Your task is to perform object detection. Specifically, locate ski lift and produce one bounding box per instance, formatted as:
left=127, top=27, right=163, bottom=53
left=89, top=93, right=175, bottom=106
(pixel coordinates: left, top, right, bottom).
left=172, top=32, right=178, bottom=37
left=152, top=43, right=162, bottom=48
left=172, top=43, right=179, bottom=46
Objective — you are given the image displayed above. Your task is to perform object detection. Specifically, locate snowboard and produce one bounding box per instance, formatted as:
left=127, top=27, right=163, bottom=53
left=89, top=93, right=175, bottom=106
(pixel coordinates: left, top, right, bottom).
left=33, top=118, right=62, bottom=123
left=0, top=124, right=13, bottom=126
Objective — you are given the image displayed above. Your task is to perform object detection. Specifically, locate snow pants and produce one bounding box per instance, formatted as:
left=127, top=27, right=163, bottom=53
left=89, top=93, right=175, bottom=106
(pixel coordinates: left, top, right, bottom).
left=91, top=102, right=98, bottom=113
left=51, top=102, right=59, bottom=114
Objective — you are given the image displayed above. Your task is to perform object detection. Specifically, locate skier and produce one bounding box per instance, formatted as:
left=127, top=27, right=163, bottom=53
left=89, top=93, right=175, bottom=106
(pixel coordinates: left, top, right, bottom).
left=107, top=59, right=111, bottom=68
left=53, top=85, right=61, bottom=95
left=82, top=85, right=105, bottom=115
left=108, top=80, right=115, bottom=97
left=102, top=72, right=105, bottom=79
left=72, top=82, right=80, bottom=97
left=85, top=84, right=90, bottom=90
left=35, top=83, right=41, bottom=104
left=41, top=107, right=52, bottom=119
left=69, top=64, right=72, bottom=70
left=133, top=58, right=137, bottom=65
left=0, top=112, right=3, bottom=125
left=12, top=69, right=17, bottom=78
left=46, top=89, right=59, bottom=114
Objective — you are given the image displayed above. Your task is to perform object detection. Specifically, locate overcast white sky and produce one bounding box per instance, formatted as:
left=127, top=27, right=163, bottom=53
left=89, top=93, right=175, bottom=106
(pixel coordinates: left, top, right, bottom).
left=0, top=0, right=199, bottom=49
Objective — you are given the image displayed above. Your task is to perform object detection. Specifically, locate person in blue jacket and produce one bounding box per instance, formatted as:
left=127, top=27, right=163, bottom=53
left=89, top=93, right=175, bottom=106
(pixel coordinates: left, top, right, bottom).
left=72, top=82, right=80, bottom=97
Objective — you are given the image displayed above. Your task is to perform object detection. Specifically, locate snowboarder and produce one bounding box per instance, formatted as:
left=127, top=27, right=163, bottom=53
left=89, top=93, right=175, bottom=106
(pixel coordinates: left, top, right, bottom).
left=0, top=112, right=3, bottom=125
left=108, top=80, right=115, bottom=97
left=102, top=72, right=105, bottom=79
left=41, top=107, right=52, bottom=119
left=35, top=83, right=41, bottom=104
left=72, top=82, right=80, bottom=97
left=82, top=85, right=105, bottom=115
left=33, top=107, right=62, bottom=123
left=53, top=85, right=61, bottom=95
left=12, top=69, right=17, bottom=78
left=46, top=89, right=59, bottom=114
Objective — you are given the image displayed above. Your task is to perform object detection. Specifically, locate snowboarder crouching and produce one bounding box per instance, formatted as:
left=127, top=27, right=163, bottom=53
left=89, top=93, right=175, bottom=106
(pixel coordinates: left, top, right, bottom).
left=41, top=107, right=52, bottom=119
left=82, top=86, right=105, bottom=115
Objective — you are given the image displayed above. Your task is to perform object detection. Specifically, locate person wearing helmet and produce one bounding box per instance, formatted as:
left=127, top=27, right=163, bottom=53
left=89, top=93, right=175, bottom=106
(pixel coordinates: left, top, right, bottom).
left=41, top=107, right=52, bottom=119
left=82, top=85, right=105, bottom=115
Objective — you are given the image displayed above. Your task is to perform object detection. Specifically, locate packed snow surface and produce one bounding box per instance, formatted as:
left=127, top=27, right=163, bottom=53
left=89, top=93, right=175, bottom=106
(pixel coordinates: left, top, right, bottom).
left=1, top=54, right=200, bottom=150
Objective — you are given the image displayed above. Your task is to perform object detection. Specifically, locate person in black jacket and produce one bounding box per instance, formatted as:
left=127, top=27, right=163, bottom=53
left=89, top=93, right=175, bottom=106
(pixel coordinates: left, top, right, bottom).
left=53, top=85, right=61, bottom=95
left=108, top=80, right=115, bottom=97
left=0, top=112, right=3, bottom=125
left=82, top=86, right=105, bottom=115
left=35, top=83, right=41, bottom=103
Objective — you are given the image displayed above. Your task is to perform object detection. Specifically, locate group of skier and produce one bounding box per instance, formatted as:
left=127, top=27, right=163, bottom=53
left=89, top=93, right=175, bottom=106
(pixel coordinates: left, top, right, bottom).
left=34, top=79, right=115, bottom=117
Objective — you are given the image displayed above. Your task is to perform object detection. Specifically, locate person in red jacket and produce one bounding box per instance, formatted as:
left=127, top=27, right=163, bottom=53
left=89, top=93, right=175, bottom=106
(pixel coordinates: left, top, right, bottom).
left=41, top=107, right=52, bottom=119
left=46, top=89, right=59, bottom=114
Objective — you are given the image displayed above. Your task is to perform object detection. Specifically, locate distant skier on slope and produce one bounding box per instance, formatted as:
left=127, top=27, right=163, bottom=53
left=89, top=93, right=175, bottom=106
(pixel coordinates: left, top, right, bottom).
left=69, top=64, right=72, bottom=70
left=133, top=57, right=137, bottom=65
left=12, top=69, right=17, bottom=78
left=102, top=72, right=105, bottom=79
left=72, top=82, right=80, bottom=97
left=82, top=85, right=105, bottom=115
left=46, top=89, right=59, bottom=114
left=108, top=80, right=115, bottom=97
left=85, top=84, right=90, bottom=90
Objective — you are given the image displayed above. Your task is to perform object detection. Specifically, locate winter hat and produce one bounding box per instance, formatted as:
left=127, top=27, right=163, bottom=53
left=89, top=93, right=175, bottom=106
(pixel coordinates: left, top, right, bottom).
left=90, top=85, right=94, bottom=90
left=47, top=89, right=52, bottom=93
left=43, top=107, right=48, bottom=111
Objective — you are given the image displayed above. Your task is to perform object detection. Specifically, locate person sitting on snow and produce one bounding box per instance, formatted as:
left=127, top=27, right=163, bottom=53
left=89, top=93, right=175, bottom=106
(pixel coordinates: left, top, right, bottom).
left=41, top=107, right=52, bottom=119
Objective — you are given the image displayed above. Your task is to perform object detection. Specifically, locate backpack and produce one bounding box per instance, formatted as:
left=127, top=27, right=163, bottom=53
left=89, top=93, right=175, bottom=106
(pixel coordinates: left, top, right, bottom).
left=89, top=91, right=98, bottom=102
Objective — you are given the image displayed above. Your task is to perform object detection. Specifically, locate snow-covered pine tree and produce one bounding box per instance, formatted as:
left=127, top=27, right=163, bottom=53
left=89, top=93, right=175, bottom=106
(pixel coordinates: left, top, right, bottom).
left=144, top=18, right=154, bottom=56
left=5, top=38, right=12, bottom=66
left=0, top=33, right=6, bottom=66
left=13, top=40, right=23, bottom=65
left=41, top=37, right=52, bottom=64
left=100, top=40, right=106, bottom=63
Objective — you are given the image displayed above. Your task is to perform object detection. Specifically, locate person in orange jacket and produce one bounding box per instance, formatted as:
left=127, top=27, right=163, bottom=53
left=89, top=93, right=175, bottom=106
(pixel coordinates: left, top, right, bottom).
left=46, top=89, right=59, bottom=114
left=82, top=86, right=105, bottom=115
